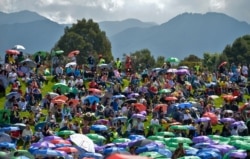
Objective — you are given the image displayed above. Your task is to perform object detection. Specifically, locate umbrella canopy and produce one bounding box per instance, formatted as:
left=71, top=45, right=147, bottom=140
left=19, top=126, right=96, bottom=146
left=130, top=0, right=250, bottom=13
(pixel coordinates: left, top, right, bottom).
left=103, top=147, right=128, bottom=156
left=53, top=50, right=64, bottom=55
left=95, top=119, right=109, bottom=125
left=195, top=117, right=211, bottom=123
left=13, top=45, right=25, bottom=50
left=50, top=139, right=71, bottom=145
left=52, top=95, right=68, bottom=103
left=158, top=89, right=172, bottom=94
left=177, top=102, right=192, bottom=109
left=218, top=61, right=227, bottom=68
left=122, top=98, right=137, bottom=105
left=13, top=123, right=26, bottom=130
left=133, top=103, right=146, bottom=112
left=32, top=149, right=67, bottom=157
left=139, top=151, right=166, bottom=158
left=154, top=104, right=168, bottom=113
left=0, top=126, right=20, bottom=132
left=131, top=114, right=146, bottom=120
left=166, top=57, right=179, bottom=63
left=70, top=134, right=95, bottom=153
left=84, top=95, right=100, bottom=105
left=178, top=156, right=201, bottom=159
left=88, top=88, right=102, bottom=94
left=57, top=130, right=75, bottom=136
left=112, top=94, right=126, bottom=99
left=33, top=51, right=47, bottom=58
left=112, top=117, right=128, bottom=123
left=113, top=138, right=131, bottom=143
left=20, top=59, right=37, bottom=67
left=34, top=122, right=47, bottom=131
left=128, top=135, right=146, bottom=141
left=6, top=49, right=19, bottom=55
left=0, top=132, right=12, bottom=143
left=220, top=117, right=235, bottom=123
left=0, top=142, right=16, bottom=149
left=197, top=151, right=221, bottom=159
left=43, top=136, right=62, bottom=141
left=65, top=62, right=77, bottom=68
left=169, top=137, right=192, bottom=144
left=80, top=152, right=103, bottom=158
left=228, top=150, right=247, bottom=159
left=107, top=154, right=149, bottom=159
left=222, top=94, right=237, bottom=101
left=86, top=134, right=106, bottom=142
left=68, top=50, right=80, bottom=57
left=178, top=66, right=189, bottom=69
left=127, top=93, right=140, bottom=98
left=10, top=150, right=34, bottom=159
left=128, top=139, right=153, bottom=148
left=155, top=131, right=175, bottom=137
left=167, top=68, right=177, bottom=73
left=90, top=125, right=108, bottom=131
left=0, top=75, right=9, bottom=88
left=203, top=112, right=218, bottom=125
left=169, top=125, right=189, bottom=130
left=31, top=141, right=56, bottom=148
left=98, top=63, right=109, bottom=69
left=6, top=92, right=21, bottom=100
left=135, top=143, right=159, bottom=154
left=47, top=92, right=59, bottom=98
left=164, top=96, right=178, bottom=101
left=176, top=69, right=190, bottom=75
left=52, top=83, right=69, bottom=94
left=147, top=136, right=165, bottom=141
left=192, top=136, right=211, bottom=144
left=55, top=147, right=78, bottom=153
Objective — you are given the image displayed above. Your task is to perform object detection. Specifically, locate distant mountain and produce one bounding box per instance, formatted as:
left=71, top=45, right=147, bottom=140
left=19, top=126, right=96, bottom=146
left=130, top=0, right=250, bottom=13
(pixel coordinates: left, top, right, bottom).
left=110, top=12, right=250, bottom=59
left=99, top=19, right=156, bottom=36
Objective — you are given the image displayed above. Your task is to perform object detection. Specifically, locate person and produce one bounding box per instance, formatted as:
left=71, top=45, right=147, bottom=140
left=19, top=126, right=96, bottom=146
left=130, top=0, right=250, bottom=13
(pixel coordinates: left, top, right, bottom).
left=1, top=111, right=10, bottom=124
left=34, top=127, right=44, bottom=141
left=136, top=118, right=144, bottom=135
left=245, top=150, right=250, bottom=159
left=150, top=115, right=160, bottom=125
left=172, top=143, right=185, bottom=159
left=10, top=106, right=20, bottom=124
left=22, top=124, right=33, bottom=149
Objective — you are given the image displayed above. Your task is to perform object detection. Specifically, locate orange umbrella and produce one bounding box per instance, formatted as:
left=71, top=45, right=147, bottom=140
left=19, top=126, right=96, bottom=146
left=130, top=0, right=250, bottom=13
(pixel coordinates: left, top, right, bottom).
left=164, top=96, right=178, bottom=101
left=52, top=95, right=68, bottom=102
left=106, top=154, right=151, bottom=159
left=67, top=99, right=80, bottom=107
left=222, top=94, right=237, bottom=101
left=218, top=61, right=227, bottom=68
left=56, top=147, right=78, bottom=153
left=52, top=99, right=66, bottom=105
left=203, top=112, right=218, bottom=125
left=68, top=50, right=80, bottom=57
left=51, top=139, right=71, bottom=145
left=134, top=103, right=146, bottom=112
left=154, top=104, right=167, bottom=112
left=88, top=88, right=102, bottom=94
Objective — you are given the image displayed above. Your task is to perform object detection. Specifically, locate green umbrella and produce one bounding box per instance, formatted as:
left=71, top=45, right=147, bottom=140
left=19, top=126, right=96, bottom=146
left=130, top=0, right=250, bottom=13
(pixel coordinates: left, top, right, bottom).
left=10, top=150, right=34, bottom=159
left=86, top=134, right=106, bottom=141
left=139, top=151, right=165, bottom=158
left=239, top=142, right=250, bottom=150
left=166, top=142, right=189, bottom=148
left=113, top=138, right=131, bottom=143
left=147, top=135, right=165, bottom=141
left=0, top=151, right=8, bottom=158
left=218, top=137, right=230, bottom=144
left=52, top=83, right=69, bottom=94
left=169, top=137, right=192, bottom=144
left=158, top=89, right=172, bottom=94
left=57, top=130, right=75, bottom=136
left=169, top=125, right=188, bottom=130
left=156, top=131, right=175, bottom=137
left=69, top=87, right=78, bottom=94
left=228, top=140, right=246, bottom=148
left=153, top=140, right=166, bottom=145
left=166, top=57, right=179, bottom=63
left=208, top=135, right=223, bottom=140
left=230, top=135, right=244, bottom=141
left=53, top=50, right=64, bottom=55
left=178, top=156, right=201, bottom=159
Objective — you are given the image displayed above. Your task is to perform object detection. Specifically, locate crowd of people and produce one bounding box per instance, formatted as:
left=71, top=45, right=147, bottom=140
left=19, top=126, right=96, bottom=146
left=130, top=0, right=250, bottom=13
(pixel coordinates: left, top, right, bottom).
left=1, top=49, right=250, bottom=159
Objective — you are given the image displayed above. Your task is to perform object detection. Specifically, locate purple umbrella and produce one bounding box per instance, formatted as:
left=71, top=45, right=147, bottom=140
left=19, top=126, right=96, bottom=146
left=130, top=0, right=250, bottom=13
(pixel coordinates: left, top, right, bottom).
left=231, top=121, right=245, bottom=127
left=131, top=114, right=146, bottom=120
left=192, top=136, right=211, bottom=144
left=128, top=93, right=140, bottom=98
left=140, top=111, right=147, bottom=116
left=195, top=117, right=211, bottom=123
left=193, top=142, right=213, bottom=149
left=220, top=118, right=235, bottom=123
left=209, top=144, right=236, bottom=154
left=229, top=151, right=247, bottom=159
left=176, top=69, right=190, bottom=75
left=31, top=141, right=56, bottom=148
left=139, top=86, right=148, bottom=93
left=43, top=136, right=62, bottom=141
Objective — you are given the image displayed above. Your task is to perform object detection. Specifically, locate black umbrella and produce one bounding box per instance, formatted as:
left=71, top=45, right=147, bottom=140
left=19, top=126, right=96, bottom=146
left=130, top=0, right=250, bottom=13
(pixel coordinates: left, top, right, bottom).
left=128, top=139, right=153, bottom=148
left=123, top=98, right=137, bottom=104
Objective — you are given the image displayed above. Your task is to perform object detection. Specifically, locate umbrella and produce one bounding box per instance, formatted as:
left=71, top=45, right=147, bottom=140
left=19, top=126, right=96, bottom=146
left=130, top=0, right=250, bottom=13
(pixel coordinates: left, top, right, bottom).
left=65, top=62, right=77, bottom=68
left=88, top=88, right=102, bottom=94
left=103, top=147, right=128, bottom=155
left=209, top=144, right=236, bottom=154
left=128, top=135, right=146, bottom=141
left=6, top=49, right=19, bottom=55
left=202, top=112, right=218, bottom=125
left=95, top=119, right=109, bottom=125
left=166, top=68, right=177, bottom=73
left=0, top=132, right=12, bottom=143
left=154, top=104, right=167, bottom=113
left=112, top=94, right=126, bottom=99
left=222, top=94, right=237, bottom=101
left=0, top=126, right=20, bottom=132
left=32, top=149, right=67, bottom=157
left=68, top=50, right=80, bottom=57
left=229, top=150, right=247, bottom=159
left=80, top=152, right=103, bottom=159
left=10, top=150, right=34, bottom=159
left=98, top=64, right=109, bottom=69
left=43, top=136, right=62, bottom=141
left=176, top=69, right=190, bottom=75
left=6, top=92, right=21, bottom=100
left=113, top=138, right=131, bottom=143
left=164, top=96, right=178, bottom=101
left=158, top=89, right=172, bottom=94
left=193, top=142, right=212, bottom=149
left=20, top=59, right=37, bottom=67
left=220, top=118, right=235, bottom=123
left=230, top=135, right=244, bottom=141
left=84, top=95, right=100, bottom=105
left=31, top=141, right=56, bottom=148
left=0, top=142, right=16, bottom=149
left=128, top=139, right=154, bottom=148
left=147, top=136, right=165, bottom=141
left=131, top=114, right=146, bottom=120
left=195, top=117, right=211, bottom=123
left=128, top=93, right=140, bottom=98
left=52, top=83, right=69, bottom=94
left=155, top=131, right=175, bottom=137
left=90, top=125, right=108, bottom=131
left=13, top=123, right=26, bottom=130
left=52, top=100, right=67, bottom=105
left=112, top=117, right=128, bottom=123
left=231, top=121, right=245, bottom=127
left=177, top=102, right=192, bottom=109
left=178, top=156, right=201, bottom=159
left=50, top=139, right=71, bottom=145
left=133, top=103, right=146, bottom=112
left=34, top=122, right=46, bottom=131
left=33, top=51, right=47, bottom=58
left=135, top=143, right=159, bottom=154
left=86, top=134, right=106, bottom=142
left=55, top=147, right=78, bottom=153
left=166, top=57, right=179, bottom=63
left=169, top=125, right=189, bottom=130
left=169, top=137, right=192, bottom=144
left=197, top=151, right=221, bottom=159
left=70, top=134, right=95, bottom=153
left=52, top=95, right=68, bottom=102
left=107, top=154, right=149, bottom=159
left=209, top=95, right=219, bottom=99
left=0, top=75, right=9, bottom=88
left=218, top=61, right=227, bottom=68
left=57, top=130, right=75, bottom=136
left=53, top=50, right=64, bottom=55
left=47, top=92, right=59, bottom=98
left=139, top=151, right=165, bottom=158
left=122, top=98, right=137, bottom=105
left=13, top=45, right=25, bottom=50
left=192, top=136, right=211, bottom=144
left=178, top=66, right=189, bottom=69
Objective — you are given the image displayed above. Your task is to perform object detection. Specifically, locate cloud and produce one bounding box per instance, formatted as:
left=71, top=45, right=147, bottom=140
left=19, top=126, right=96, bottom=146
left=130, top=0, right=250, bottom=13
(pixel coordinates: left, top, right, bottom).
left=0, top=0, right=249, bottom=24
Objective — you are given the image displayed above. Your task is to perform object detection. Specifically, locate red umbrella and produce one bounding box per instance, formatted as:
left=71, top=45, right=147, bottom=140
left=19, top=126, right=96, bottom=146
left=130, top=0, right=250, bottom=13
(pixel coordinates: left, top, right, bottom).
left=154, top=104, right=167, bottom=112
left=88, top=88, right=102, bottom=94
left=67, top=99, right=80, bottom=107
left=106, top=154, right=150, bottom=159
left=56, top=147, right=78, bottom=153
left=164, top=96, right=178, bottom=101
left=222, top=94, right=237, bottom=101
left=51, top=139, right=71, bottom=145
left=218, top=61, right=227, bottom=68
left=134, top=103, right=146, bottom=112
left=6, top=49, right=19, bottom=55
left=203, top=112, right=218, bottom=125
left=52, top=95, right=68, bottom=102
left=68, top=50, right=80, bottom=57
left=52, top=99, right=66, bottom=105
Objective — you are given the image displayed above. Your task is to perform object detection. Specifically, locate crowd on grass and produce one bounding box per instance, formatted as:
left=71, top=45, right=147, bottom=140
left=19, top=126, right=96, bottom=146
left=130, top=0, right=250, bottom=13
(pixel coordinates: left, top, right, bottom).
left=1, top=50, right=250, bottom=159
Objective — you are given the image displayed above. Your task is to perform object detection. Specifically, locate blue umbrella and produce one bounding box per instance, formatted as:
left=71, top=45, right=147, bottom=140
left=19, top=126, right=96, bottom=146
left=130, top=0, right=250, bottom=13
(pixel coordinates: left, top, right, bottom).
left=112, top=116, right=128, bottom=123
left=198, top=148, right=221, bottom=154
left=197, top=151, right=222, bottom=159
left=0, top=132, right=12, bottom=143
left=0, top=142, right=16, bottom=149
left=193, top=142, right=212, bottom=149
left=156, top=148, right=172, bottom=158
left=112, top=94, right=126, bottom=99
left=90, top=125, right=108, bottom=131
left=34, top=122, right=47, bottom=131
left=103, top=147, right=128, bottom=155
left=128, top=135, right=146, bottom=141
left=31, top=141, right=56, bottom=148
left=0, top=126, right=20, bottom=132
left=32, top=149, right=67, bottom=157
left=136, top=143, right=159, bottom=154
left=79, top=152, right=103, bottom=159
left=185, top=148, right=199, bottom=156
left=177, top=102, right=192, bottom=109
left=84, top=95, right=100, bottom=105
left=28, top=146, right=39, bottom=154
left=6, top=92, right=21, bottom=99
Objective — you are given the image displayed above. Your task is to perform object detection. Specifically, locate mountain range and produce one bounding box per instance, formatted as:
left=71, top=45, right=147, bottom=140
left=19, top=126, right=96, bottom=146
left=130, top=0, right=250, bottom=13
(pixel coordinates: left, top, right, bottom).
left=0, top=10, right=250, bottom=59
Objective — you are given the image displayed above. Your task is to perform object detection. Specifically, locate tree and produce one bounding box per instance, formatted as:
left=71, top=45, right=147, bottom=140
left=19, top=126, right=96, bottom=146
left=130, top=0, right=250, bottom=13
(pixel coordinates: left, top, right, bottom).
left=155, top=56, right=165, bottom=67
left=53, top=19, right=113, bottom=64
left=179, top=54, right=202, bottom=69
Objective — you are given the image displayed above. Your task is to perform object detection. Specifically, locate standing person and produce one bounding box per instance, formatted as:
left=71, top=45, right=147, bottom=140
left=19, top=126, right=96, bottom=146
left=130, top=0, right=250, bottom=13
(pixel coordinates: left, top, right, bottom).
left=172, top=143, right=185, bottom=159
left=87, top=54, right=95, bottom=71
left=115, top=58, right=122, bottom=71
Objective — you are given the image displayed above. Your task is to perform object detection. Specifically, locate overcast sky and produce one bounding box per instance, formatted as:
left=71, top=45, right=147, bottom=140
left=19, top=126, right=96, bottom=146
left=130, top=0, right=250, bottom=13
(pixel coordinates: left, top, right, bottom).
left=0, top=0, right=250, bottom=24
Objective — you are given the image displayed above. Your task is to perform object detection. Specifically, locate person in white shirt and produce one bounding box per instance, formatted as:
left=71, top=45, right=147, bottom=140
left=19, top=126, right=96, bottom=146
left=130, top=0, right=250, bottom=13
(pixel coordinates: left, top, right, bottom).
left=8, top=69, right=17, bottom=83
left=230, top=126, right=238, bottom=135
left=22, top=124, right=33, bottom=149
left=59, top=76, right=66, bottom=84
left=75, top=76, right=84, bottom=88
left=136, top=118, right=144, bottom=135
left=18, top=98, right=27, bottom=111
left=67, top=76, right=75, bottom=86
left=150, top=115, right=160, bottom=125
left=34, top=127, right=44, bottom=141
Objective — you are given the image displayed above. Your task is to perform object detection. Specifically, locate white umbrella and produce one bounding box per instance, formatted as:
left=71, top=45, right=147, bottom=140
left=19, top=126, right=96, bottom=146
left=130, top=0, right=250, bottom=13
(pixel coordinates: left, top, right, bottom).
left=47, top=92, right=59, bottom=98
left=209, top=95, right=219, bottom=99
left=65, top=62, right=77, bottom=68
left=13, top=45, right=25, bottom=50
left=21, top=59, right=37, bottom=67
left=70, top=134, right=95, bottom=153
